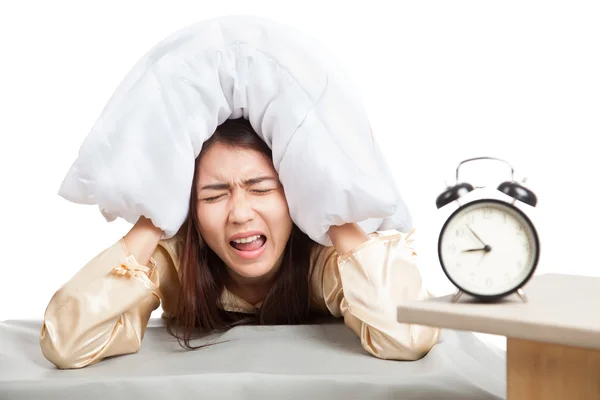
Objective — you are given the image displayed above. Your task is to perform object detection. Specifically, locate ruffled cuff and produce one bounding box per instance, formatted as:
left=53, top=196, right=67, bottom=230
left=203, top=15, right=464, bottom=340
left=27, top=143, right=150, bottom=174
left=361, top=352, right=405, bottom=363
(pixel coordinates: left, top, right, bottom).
left=111, top=238, right=161, bottom=300
left=337, top=229, right=414, bottom=261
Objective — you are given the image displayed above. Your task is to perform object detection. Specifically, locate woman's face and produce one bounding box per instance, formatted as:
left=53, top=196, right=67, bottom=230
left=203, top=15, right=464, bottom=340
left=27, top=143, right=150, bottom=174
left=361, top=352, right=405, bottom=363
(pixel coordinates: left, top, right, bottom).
left=195, top=142, right=293, bottom=283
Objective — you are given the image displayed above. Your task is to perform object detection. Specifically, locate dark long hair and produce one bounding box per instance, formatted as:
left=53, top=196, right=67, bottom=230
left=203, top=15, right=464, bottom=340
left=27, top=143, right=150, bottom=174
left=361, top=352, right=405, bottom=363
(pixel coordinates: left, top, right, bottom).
left=166, top=118, right=319, bottom=349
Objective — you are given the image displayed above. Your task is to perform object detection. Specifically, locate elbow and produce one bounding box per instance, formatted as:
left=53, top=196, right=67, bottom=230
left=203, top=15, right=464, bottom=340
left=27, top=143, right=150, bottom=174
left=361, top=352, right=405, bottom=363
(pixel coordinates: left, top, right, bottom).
left=40, top=322, right=90, bottom=369
left=39, top=295, right=81, bottom=369
left=39, top=306, right=142, bottom=369
left=361, top=323, right=441, bottom=361
left=39, top=294, right=89, bottom=369
left=39, top=295, right=115, bottom=370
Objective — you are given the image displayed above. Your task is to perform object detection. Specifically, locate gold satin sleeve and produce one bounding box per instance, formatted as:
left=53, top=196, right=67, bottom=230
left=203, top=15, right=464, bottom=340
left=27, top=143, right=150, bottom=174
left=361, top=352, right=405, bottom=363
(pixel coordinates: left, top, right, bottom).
left=39, top=237, right=181, bottom=369
left=310, top=230, right=441, bottom=361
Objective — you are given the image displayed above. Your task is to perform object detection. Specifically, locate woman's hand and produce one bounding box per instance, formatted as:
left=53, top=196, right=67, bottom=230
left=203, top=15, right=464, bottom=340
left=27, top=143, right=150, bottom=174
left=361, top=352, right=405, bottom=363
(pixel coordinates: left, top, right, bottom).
left=122, top=216, right=164, bottom=266
left=328, top=223, right=369, bottom=257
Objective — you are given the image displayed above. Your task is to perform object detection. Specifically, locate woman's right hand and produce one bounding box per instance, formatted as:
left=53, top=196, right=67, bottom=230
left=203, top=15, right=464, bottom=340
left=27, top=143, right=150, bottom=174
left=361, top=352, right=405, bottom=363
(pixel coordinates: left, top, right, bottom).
left=122, top=216, right=164, bottom=266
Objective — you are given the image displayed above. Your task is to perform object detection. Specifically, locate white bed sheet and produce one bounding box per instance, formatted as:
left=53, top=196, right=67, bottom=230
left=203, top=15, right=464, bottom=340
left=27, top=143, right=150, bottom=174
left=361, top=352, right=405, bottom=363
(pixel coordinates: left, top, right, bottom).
left=0, top=318, right=505, bottom=399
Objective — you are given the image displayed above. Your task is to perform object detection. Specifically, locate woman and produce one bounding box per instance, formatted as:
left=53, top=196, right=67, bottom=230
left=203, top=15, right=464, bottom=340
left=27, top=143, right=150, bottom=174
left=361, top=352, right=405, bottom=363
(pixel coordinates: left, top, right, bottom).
left=40, top=118, right=440, bottom=369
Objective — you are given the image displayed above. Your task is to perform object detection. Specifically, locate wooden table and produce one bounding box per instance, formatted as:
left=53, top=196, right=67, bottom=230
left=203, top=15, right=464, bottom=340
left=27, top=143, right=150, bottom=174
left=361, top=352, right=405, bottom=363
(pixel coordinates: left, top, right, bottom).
left=397, top=273, right=600, bottom=399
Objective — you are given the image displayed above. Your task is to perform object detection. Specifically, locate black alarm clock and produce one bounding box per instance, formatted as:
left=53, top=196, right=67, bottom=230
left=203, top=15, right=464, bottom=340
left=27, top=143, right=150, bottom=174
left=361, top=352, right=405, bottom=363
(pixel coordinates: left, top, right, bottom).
left=436, top=157, right=540, bottom=303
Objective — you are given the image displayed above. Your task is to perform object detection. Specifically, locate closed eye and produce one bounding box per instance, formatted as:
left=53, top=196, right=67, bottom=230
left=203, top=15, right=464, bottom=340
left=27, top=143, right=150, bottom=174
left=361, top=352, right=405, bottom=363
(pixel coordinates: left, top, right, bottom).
left=203, top=194, right=225, bottom=202
left=202, top=189, right=274, bottom=202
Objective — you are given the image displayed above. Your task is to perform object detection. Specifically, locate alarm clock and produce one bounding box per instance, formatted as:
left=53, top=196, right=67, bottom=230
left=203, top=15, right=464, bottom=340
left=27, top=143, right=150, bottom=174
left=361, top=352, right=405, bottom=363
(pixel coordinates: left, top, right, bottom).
left=436, top=157, right=540, bottom=303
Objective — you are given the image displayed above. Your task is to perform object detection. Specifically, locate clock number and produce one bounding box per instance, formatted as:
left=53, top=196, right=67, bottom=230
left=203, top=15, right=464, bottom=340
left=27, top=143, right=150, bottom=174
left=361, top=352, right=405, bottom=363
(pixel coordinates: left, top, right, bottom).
left=483, top=208, right=492, bottom=219
left=485, top=277, right=493, bottom=287
left=523, top=243, right=530, bottom=253
left=516, top=225, right=524, bottom=235
left=467, top=213, right=476, bottom=224
left=456, top=228, right=465, bottom=237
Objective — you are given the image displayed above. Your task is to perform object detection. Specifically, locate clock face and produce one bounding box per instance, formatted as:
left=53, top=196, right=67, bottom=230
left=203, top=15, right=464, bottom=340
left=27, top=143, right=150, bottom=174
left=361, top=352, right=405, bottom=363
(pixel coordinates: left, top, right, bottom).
left=438, top=199, right=539, bottom=298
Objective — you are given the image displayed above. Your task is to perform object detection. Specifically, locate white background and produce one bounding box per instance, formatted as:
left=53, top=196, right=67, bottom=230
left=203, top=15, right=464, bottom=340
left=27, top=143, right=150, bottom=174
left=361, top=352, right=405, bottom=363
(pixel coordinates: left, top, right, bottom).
left=1, top=1, right=598, bottom=353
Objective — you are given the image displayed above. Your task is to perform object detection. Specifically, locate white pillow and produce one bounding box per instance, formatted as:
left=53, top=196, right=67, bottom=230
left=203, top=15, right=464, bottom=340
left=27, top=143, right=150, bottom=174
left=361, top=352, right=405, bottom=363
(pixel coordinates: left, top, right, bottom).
left=58, top=15, right=412, bottom=245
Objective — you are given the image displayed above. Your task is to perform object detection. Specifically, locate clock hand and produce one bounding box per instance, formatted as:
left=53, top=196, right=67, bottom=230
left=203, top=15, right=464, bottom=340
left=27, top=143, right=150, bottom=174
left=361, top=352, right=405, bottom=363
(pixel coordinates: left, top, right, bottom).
left=476, top=251, right=487, bottom=268
left=461, top=245, right=493, bottom=253
left=466, top=225, right=488, bottom=246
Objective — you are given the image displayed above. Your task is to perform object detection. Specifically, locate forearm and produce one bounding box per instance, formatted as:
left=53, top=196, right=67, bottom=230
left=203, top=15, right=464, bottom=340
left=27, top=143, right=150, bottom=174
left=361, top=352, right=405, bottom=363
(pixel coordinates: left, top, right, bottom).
left=123, top=216, right=164, bottom=266
left=41, top=217, right=164, bottom=369
left=328, top=223, right=369, bottom=256
left=41, top=238, right=161, bottom=369
left=336, top=232, right=440, bottom=360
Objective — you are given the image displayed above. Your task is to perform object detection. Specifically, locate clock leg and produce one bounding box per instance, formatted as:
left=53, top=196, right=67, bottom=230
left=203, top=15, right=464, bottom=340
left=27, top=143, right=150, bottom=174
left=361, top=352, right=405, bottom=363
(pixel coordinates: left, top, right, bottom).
left=507, top=338, right=600, bottom=399
left=451, top=290, right=464, bottom=303
left=516, top=288, right=528, bottom=303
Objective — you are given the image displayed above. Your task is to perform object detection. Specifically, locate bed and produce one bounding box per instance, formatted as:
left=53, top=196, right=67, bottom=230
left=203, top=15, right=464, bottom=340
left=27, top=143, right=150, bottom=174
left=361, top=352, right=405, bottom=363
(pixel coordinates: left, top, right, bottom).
left=0, top=317, right=505, bottom=399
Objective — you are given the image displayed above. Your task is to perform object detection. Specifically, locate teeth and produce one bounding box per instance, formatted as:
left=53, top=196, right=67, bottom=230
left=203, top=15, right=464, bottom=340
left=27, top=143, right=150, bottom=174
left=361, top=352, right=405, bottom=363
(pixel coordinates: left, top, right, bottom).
left=232, top=235, right=261, bottom=244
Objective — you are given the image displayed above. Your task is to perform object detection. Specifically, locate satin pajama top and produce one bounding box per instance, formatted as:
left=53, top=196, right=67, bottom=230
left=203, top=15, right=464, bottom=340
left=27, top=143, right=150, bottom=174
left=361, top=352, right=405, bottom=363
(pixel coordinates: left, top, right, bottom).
left=40, top=228, right=441, bottom=369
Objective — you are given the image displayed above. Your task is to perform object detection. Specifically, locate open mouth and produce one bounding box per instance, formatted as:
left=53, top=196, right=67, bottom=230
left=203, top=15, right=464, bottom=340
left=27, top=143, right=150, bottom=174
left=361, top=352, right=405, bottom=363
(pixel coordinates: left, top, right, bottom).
left=229, top=235, right=267, bottom=260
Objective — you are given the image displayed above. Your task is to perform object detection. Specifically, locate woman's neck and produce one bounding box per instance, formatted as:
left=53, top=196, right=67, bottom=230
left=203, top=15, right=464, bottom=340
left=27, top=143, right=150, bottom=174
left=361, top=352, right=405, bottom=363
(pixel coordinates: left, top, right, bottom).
left=226, top=279, right=271, bottom=306
left=225, top=254, right=284, bottom=306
